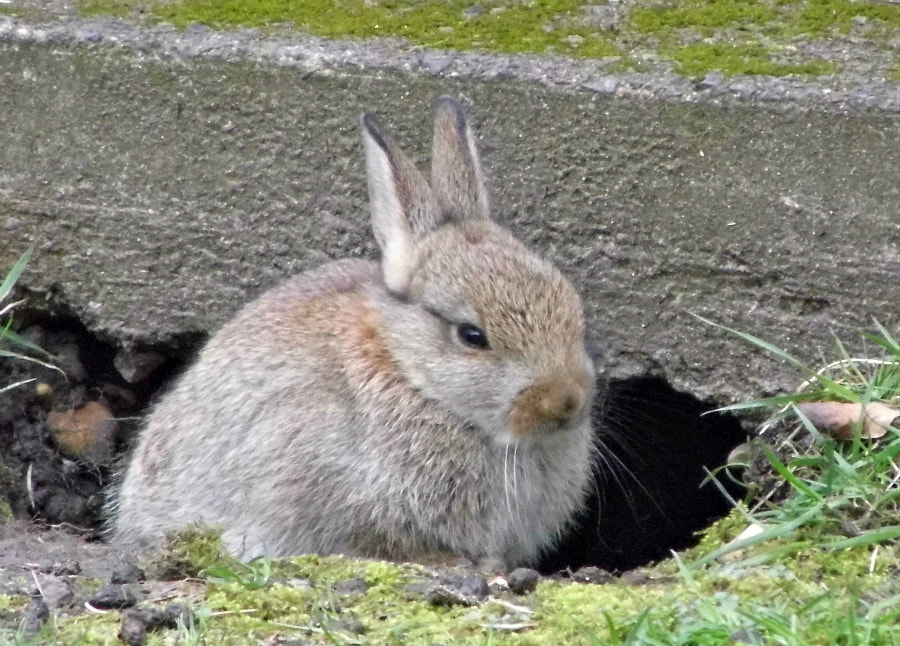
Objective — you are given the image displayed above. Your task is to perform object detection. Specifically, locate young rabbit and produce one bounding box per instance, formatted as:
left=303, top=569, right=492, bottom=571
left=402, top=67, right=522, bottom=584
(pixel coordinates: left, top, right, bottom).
left=112, top=97, right=595, bottom=568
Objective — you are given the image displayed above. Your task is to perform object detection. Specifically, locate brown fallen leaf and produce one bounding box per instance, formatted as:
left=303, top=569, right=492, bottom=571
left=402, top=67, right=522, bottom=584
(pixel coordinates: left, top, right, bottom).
left=795, top=401, right=899, bottom=440
left=48, top=400, right=118, bottom=465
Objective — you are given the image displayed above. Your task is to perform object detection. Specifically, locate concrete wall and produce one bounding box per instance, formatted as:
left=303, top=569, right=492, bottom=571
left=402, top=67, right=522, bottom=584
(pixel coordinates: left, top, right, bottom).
left=2, top=16, right=899, bottom=404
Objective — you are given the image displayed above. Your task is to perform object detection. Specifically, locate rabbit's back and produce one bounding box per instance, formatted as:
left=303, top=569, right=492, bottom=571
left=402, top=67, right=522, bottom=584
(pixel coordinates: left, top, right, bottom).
left=113, top=259, right=387, bottom=556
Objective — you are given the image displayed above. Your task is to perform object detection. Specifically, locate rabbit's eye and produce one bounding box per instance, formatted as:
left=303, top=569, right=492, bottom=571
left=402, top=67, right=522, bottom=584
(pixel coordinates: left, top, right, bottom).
left=456, top=323, right=490, bottom=350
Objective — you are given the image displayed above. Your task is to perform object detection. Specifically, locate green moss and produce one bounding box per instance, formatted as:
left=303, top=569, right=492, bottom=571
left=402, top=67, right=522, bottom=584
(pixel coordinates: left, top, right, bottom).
left=82, top=0, right=621, bottom=59
left=631, top=0, right=779, bottom=33
left=631, top=0, right=900, bottom=39
left=76, top=0, right=900, bottom=78
left=77, top=0, right=136, bottom=19
left=673, top=42, right=837, bottom=77
left=797, top=0, right=900, bottom=37
left=144, top=524, right=230, bottom=580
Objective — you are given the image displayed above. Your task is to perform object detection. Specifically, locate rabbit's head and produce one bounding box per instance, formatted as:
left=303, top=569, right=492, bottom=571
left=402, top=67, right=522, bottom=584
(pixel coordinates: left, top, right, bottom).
left=363, top=97, right=594, bottom=447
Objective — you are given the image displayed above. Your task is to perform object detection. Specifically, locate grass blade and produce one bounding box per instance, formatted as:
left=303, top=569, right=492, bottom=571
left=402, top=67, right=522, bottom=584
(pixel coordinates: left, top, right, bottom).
left=1, top=327, right=54, bottom=358
left=821, top=525, right=900, bottom=550
left=0, top=378, right=36, bottom=394
left=0, top=247, right=33, bottom=303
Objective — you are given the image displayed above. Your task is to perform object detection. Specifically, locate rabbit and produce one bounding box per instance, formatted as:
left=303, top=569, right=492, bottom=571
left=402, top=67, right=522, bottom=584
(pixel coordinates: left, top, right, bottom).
left=111, top=97, right=596, bottom=569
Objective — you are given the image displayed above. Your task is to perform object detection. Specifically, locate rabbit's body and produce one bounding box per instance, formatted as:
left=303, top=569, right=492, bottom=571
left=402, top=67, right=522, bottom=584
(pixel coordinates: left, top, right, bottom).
left=113, top=99, right=595, bottom=567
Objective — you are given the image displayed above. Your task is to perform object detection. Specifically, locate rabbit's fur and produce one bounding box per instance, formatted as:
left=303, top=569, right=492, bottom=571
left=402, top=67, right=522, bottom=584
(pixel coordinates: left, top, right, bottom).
left=112, top=97, right=595, bottom=567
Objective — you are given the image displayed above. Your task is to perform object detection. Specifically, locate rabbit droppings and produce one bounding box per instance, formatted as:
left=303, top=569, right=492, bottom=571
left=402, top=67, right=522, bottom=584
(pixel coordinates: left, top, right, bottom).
left=112, top=97, right=596, bottom=569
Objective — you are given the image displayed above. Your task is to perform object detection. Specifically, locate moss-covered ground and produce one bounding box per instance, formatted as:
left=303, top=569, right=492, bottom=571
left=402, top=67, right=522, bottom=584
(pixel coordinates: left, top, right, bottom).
left=14, top=506, right=898, bottom=645
left=64, top=0, right=900, bottom=79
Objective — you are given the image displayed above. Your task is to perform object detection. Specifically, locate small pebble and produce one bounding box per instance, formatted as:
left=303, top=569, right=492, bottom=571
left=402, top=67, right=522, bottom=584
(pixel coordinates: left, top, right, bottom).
left=571, top=566, right=615, bottom=584
left=619, top=570, right=652, bottom=586
left=476, top=556, right=507, bottom=575
left=119, top=602, right=194, bottom=645
left=111, top=563, right=146, bottom=584
left=441, top=572, right=489, bottom=600
left=163, top=603, right=195, bottom=630
left=507, top=567, right=541, bottom=595
left=335, top=614, right=367, bottom=635
left=38, top=560, right=81, bottom=576
left=426, top=584, right=482, bottom=607
left=89, top=584, right=139, bottom=610
left=21, top=597, right=50, bottom=639
left=32, top=574, right=73, bottom=611
left=118, top=612, right=147, bottom=646
left=332, top=578, right=369, bottom=596
left=462, top=4, right=484, bottom=19
left=696, top=70, right=725, bottom=90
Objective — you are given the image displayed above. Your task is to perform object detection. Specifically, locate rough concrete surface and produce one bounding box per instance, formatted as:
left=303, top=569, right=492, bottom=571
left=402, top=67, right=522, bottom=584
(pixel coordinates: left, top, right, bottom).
left=1, top=14, right=899, bottom=404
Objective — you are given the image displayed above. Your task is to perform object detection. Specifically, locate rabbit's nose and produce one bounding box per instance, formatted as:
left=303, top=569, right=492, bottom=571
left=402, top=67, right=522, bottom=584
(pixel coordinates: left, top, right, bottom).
left=509, top=376, right=590, bottom=438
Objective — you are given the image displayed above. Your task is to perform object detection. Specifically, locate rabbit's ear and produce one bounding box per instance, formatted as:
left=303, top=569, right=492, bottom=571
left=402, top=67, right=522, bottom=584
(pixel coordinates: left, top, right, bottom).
left=430, top=97, right=490, bottom=222
left=361, top=113, right=441, bottom=294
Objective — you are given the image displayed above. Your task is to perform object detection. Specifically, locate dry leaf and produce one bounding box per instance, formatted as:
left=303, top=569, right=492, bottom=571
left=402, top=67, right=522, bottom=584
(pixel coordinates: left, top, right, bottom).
left=48, top=400, right=117, bottom=465
left=796, top=401, right=898, bottom=440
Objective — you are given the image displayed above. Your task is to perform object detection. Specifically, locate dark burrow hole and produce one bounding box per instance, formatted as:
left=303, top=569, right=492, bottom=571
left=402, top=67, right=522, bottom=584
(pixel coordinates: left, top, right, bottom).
left=1, top=316, right=747, bottom=573
left=537, top=375, right=747, bottom=574
left=0, top=313, right=203, bottom=530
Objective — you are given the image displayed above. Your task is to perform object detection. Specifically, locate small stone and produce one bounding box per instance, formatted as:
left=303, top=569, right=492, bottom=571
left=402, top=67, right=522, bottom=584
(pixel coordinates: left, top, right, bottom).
left=335, top=614, right=366, bottom=635
left=35, top=382, right=54, bottom=400
left=697, top=70, right=725, bottom=90
left=111, top=563, right=146, bottom=584
left=48, top=400, right=118, bottom=466
left=118, top=602, right=193, bottom=643
left=506, top=567, right=541, bottom=595
left=476, top=556, right=507, bottom=575
left=21, top=597, right=50, bottom=639
left=440, top=572, right=489, bottom=599
left=462, top=5, right=484, bottom=19
left=88, top=584, right=139, bottom=610
left=585, top=77, right=618, bottom=94
left=38, top=560, right=81, bottom=576
left=566, top=34, right=585, bottom=47
left=33, top=574, right=73, bottom=611
left=571, top=566, right=615, bottom=584
left=421, top=53, right=452, bottom=75
left=581, top=4, right=619, bottom=29
left=841, top=520, right=862, bottom=537
left=619, top=570, right=652, bottom=586
left=403, top=580, right=436, bottom=598
left=118, top=612, right=147, bottom=646
left=162, top=603, right=195, bottom=630
left=332, top=578, right=368, bottom=596
left=114, top=350, right=165, bottom=384
left=487, top=575, right=509, bottom=594
left=426, top=584, right=481, bottom=607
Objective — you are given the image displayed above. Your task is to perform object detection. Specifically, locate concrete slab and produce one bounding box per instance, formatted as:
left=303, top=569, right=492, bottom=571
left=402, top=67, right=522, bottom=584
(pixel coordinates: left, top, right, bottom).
left=1, top=14, right=898, bottom=403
